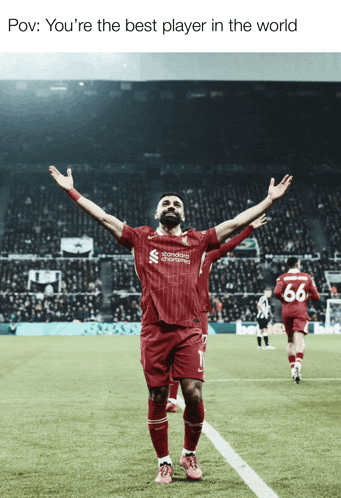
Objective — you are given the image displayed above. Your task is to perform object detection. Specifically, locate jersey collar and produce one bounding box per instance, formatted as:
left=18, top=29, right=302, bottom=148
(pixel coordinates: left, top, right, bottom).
left=156, top=227, right=182, bottom=236
left=288, top=268, right=300, bottom=273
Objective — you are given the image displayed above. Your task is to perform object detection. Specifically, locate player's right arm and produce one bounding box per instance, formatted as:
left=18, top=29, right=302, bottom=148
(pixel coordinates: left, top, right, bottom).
left=49, top=166, right=124, bottom=240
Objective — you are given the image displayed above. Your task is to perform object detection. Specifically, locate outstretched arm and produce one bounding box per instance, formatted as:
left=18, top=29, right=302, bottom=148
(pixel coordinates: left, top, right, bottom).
left=215, top=175, right=292, bottom=244
left=49, top=166, right=124, bottom=240
left=215, top=214, right=267, bottom=261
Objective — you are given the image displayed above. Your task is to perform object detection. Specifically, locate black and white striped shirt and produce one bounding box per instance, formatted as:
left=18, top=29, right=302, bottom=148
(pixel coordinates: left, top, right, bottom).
left=257, top=295, right=270, bottom=319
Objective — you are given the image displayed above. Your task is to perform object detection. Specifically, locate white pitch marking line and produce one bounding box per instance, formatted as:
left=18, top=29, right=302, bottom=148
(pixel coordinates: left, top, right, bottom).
left=177, top=396, right=279, bottom=498
left=207, top=378, right=341, bottom=382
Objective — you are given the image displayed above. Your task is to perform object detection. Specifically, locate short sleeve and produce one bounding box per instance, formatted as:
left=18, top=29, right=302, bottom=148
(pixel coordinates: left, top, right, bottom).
left=118, top=224, right=137, bottom=251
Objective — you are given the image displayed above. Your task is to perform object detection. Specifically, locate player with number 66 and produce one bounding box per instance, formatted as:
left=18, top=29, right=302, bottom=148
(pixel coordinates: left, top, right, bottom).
left=274, top=257, right=320, bottom=383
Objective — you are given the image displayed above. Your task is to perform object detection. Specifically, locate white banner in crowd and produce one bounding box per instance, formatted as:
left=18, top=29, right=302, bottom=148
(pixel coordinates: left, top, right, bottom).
left=61, top=237, right=94, bottom=256
left=28, top=270, right=62, bottom=292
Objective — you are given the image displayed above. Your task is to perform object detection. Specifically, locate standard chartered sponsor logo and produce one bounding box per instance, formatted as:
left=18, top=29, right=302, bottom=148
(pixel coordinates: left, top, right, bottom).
left=161, top=251, right=190, bottom=264
left=149, top=249, right=159, bottom=264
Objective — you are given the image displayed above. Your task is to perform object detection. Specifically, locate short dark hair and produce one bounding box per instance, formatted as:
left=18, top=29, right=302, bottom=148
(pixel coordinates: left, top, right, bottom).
left=159, top=192, right=185, bottom=206
left=287, top=256, right=299, bottom=269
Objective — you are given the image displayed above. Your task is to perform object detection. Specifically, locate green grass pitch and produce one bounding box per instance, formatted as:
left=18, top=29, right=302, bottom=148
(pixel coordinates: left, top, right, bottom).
left=1, top=333, right=340, bottom=498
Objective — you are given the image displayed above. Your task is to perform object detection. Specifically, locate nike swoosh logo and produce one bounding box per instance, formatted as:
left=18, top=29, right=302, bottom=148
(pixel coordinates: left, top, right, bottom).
left=155, top=426, right=166, bottom=431
left=198, top=369, right=204, bottom=373
left=148, top=235, right=158, bottom=239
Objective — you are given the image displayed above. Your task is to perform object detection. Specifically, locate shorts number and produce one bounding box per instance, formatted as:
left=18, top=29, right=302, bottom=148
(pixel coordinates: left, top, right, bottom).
left=284, top=283, right=306, bottom=302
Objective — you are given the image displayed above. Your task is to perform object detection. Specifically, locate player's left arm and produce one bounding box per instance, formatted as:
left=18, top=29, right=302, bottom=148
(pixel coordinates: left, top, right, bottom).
left=214, top=175, right=292, bottom=244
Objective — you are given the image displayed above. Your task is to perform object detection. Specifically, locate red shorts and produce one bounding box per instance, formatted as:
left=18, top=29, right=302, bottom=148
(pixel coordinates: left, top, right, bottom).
left=283, top=316, right=309, bottom=335
left=140, top=323, right=205, bottom=387
left=200, top=311, right=208, bottom=353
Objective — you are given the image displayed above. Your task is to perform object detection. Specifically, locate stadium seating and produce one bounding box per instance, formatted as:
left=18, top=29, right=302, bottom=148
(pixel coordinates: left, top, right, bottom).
left=0, top=172, right=338, bottom=323
left=0, top=291, right=102, bottom=323
left=313, top=187, right=341, bottom=256
left=2, top=174, right=319, bottom=256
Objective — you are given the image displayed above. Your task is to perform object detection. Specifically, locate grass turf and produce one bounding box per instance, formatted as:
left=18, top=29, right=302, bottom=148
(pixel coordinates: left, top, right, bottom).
left=0, top=334, right=340, bottom=497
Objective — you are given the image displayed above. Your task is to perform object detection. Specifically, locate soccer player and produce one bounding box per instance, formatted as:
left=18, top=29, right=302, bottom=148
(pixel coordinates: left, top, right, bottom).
left=256, top=288, right=276, bottom=350
left=274, top=257, right=319, bottom=383
left=49, top=166, right=292, bottom=483
left=167, top=215, right=267, bottom=413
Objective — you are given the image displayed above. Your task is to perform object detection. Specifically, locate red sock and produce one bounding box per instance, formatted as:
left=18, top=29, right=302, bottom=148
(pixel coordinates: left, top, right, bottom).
left=296, top=352, right=304, bottom=364
left=169, top=381, right=180, bottom=400
left=148, top=399, right=169, bottom=459
left=288, top=355, right=295, bottom=369
left=183, top=399, right=205, bottom=452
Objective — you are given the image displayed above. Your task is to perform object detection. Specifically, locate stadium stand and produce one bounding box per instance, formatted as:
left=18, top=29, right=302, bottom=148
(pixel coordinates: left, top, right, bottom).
left=0, top=173, right=334, bottom=323
left=1, top=174, right=318, bottom=256
left=1, top=80, right=341, bottom=324
left=314, top=186, right=341, bottom=256
left=0, top=292, right=102, bottom=323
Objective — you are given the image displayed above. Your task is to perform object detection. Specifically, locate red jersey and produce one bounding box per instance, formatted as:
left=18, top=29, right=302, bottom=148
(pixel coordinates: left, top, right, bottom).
left=198, top=225, right=254, bottom=312
left=118, top=224, right=219, bottom=326
left=274, top=268, right=320, bottom=319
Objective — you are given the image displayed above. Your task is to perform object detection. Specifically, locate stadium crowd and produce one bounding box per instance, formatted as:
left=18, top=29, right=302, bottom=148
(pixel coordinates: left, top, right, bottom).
left=184, top=182, right=315, bottom=255
left=0, top=259, right=102, bottom=294
left=0, top=173, right=338, bottom=323
left=1, top=178, right=148, bottom=256
left=314, top=186, right=341, bottom=256
left=0, top=292, right=102, bottom=323
left=110, top=295, right=143, bottom=323
left=2, top=174, right=319, bottom=257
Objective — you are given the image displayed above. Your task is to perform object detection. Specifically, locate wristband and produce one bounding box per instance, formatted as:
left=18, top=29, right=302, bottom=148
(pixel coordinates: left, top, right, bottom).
left=67, top=188, right=81, bottom=202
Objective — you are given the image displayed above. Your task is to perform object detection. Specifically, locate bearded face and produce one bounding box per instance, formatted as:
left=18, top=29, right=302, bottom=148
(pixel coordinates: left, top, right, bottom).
left=159, top=210, right=182, bottom=228
left=155, top=195, right=185, bottom=228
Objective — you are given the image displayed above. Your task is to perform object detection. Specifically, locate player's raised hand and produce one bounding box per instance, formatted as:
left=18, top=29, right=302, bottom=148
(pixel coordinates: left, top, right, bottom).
left=268, top=174, right=293, bottom=203
left=49, top=166, right=74, bottom=191
left=251, top=214, right=267, bottom=230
